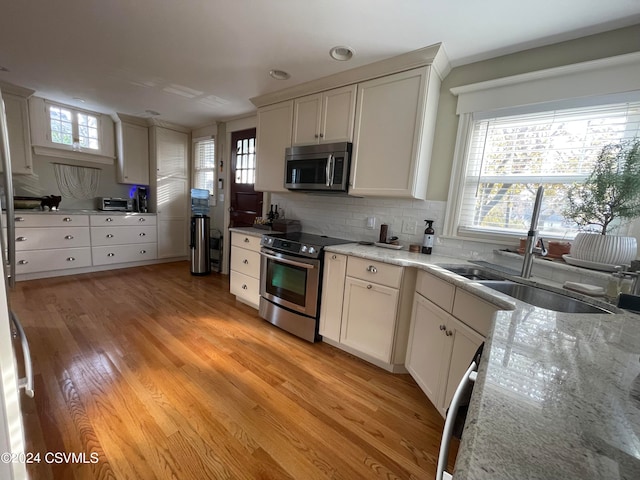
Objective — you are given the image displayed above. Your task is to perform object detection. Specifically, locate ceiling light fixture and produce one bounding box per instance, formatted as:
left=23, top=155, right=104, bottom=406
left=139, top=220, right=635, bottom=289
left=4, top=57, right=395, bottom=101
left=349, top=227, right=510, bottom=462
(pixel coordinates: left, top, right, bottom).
left=329, top=46, right=355, bottom=61
left=269, top=69, right=290, bottom=80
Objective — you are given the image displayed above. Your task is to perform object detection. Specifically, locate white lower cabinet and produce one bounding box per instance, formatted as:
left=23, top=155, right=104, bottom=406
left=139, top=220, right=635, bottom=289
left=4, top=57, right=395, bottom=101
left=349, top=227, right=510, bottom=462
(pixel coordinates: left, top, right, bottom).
left=318, top=254, right=416, bottom=372
left=12, top=213, right=160, bottom=279
left=318, top=253, right=347, bottom=342
left=229, top=232, right=262, bottom=308
left=406, top=270, right=501, bottom=417
left=341, top=277, right=399, bottom=363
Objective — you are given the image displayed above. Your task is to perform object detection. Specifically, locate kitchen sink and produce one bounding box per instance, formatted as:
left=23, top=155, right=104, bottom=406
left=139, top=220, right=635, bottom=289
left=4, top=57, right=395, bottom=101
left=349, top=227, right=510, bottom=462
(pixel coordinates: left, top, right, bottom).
left=439, top=265, right=509, bottom=281
left=479, top=281, right=612, bottom=314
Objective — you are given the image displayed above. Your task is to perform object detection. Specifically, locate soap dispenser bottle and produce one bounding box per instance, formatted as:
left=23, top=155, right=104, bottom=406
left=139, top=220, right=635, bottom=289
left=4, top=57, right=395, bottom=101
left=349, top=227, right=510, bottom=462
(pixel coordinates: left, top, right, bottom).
left=422, top=220, right=435, bottom=254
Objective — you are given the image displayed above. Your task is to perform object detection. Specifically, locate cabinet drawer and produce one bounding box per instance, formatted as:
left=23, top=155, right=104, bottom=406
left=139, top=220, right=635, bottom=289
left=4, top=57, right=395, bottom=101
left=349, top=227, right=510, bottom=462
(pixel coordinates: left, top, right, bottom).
left=15, top=247, right=92, bottom=274
left=90, top=226, right=158, bottom=246
left=346, top=256, right=402, bottom=288
left=15, top=227, right=90, bottom=250
left=416, top=270, right=455, bottom=312
left=231, top=232, right=262, bottom=253
left=230, top=271, right=260, bottom=308
left=230, top=247, right=261, bottom=277
left=13, top=214, right=89, bottom=227
left=452, top=288, right=501, bottom=337
left=90, top=214, right=157, bottom=227
left=92, top=243, right=157, bottom=266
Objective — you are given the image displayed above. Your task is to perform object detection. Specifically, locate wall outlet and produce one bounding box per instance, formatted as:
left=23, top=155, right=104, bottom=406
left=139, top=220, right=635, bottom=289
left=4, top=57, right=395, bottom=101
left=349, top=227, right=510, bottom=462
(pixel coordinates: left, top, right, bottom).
left=366, top=216, right=376, bottom=229
left=402, top=220, right=417, bottom=235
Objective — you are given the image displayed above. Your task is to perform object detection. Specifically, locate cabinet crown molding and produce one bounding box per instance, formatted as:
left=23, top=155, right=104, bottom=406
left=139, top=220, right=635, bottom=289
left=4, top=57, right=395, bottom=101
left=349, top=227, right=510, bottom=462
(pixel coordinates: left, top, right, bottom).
left=0, top=81, right=35, bottom=98
left=112, top=113, right=149, bottom=127
left=251, top=43, right=450, bottom=108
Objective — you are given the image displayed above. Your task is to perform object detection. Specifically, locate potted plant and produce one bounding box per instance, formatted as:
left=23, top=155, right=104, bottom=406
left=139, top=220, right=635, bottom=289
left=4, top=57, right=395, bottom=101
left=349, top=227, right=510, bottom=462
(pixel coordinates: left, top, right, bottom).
left=563, top=138, right=640, bottom=266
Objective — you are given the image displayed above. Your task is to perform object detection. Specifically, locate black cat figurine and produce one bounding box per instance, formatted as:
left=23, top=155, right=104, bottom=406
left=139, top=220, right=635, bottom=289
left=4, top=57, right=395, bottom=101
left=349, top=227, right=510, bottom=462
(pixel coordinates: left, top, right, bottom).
left=40, top=195, right=62, bottom=211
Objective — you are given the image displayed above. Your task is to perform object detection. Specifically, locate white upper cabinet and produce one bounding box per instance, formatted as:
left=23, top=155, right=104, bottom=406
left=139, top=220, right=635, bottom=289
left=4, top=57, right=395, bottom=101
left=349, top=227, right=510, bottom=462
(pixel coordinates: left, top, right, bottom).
left=114, top=114, right=149, bottom=185
left=349, top=67, right=441, bottom=199
left=292, top=85, right=357, bottom=146
left=255, top=100, right=293, bottom=193
left=0, top=84, right=34, bottom=175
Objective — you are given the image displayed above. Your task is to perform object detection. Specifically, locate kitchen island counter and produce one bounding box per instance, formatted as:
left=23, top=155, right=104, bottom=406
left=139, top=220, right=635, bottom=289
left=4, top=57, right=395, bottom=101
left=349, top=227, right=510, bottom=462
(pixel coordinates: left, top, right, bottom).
left=325, top=242, right=640, bottom=479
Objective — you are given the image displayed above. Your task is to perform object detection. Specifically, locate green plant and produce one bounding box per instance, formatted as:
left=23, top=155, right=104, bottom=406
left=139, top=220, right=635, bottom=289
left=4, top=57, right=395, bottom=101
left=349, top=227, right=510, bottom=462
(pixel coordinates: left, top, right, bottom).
left=564, top=139, right=640, bottom=235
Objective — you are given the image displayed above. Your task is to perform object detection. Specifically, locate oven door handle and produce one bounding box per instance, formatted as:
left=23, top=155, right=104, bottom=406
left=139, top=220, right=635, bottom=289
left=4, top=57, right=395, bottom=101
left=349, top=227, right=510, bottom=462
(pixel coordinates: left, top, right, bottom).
left=260, top=251, right=315, bottom=269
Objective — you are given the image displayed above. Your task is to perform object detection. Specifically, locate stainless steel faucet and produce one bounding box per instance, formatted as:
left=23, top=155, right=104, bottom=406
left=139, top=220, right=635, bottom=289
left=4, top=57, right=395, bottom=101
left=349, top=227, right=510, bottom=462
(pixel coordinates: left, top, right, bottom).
left=521, top=186, right=547, bottom=278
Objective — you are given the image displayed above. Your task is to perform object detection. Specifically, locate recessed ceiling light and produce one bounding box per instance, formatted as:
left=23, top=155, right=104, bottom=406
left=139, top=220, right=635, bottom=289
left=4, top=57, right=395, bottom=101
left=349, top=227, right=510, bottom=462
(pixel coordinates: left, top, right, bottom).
left=329, top=46, right=355, bottom=61
left=269, top=69, right=290, bottom=80
left=0, top=66, right=10, bottom=72
left=72, top=97, right=85, bottom=103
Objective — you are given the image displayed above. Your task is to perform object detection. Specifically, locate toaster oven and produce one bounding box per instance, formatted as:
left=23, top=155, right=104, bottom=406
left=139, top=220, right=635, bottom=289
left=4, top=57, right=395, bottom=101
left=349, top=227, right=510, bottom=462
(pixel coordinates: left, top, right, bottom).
left=98, top=197, right=133, bottom=211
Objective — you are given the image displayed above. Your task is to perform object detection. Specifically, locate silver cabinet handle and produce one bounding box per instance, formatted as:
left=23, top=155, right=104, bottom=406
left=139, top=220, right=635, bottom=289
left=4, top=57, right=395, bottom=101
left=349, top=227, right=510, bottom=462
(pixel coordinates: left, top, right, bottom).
left=67, top=257, right=75, bottom=261
left=15, top=216, right=24, bottom=222
left=106, top=234, right=114, bottom=238
left=446, top=330, right=453, bottom=337
left=64, top=235, right=74, bottom=240
left=331, top=254, right=337, bottom=260
left=243, top=259, right=249, bottom=264
left=367, top=284, right=372, bottom=289
left=139, top=217, right=146, bottom=222
left=242, top=284, right=248, bottom=290
left=319, top=133, right=324, bottom=138
left=244, top=237, right=250, bottom=243
left=63, top=217, right=72, bottom=222
left=314, top=134, right=319, bottom=138
left=17, top=260, right=28, bottom=265
left=439, top=324, right=446, bottom=331
left=16, top=236, right=27, bottom=242
left=140, top=250, right=146, bottom=254
left=107, top=253, right=115, bottom=257
left=106, top=218, right=113, bottom=222
left=367, top=265, right=377, bottom=273
left=139, top=232, right=146, bottom=237
left=10, top=312, right=34, bottom=398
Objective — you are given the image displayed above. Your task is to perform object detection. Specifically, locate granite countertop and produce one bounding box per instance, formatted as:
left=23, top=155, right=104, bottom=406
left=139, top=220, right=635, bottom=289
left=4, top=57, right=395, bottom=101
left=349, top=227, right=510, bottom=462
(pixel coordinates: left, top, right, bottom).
left=324, top=242, right=640, bottom=479
left=13, top=209, right=155, bottom=215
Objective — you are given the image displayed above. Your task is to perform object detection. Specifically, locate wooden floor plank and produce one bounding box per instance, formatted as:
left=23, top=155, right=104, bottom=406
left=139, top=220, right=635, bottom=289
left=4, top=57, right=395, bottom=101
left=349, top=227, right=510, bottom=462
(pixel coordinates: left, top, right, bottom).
left=12, top=261, right=455, bottom=479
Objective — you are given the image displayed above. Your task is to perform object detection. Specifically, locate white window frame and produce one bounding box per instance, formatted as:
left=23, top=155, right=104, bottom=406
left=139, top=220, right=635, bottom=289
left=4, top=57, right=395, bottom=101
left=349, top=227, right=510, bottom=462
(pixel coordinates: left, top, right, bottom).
left=192, top=136, right=216, bottom=206
left=45, top=101, right=101, bottom=151
left=444, top=52, right=640, bottom=243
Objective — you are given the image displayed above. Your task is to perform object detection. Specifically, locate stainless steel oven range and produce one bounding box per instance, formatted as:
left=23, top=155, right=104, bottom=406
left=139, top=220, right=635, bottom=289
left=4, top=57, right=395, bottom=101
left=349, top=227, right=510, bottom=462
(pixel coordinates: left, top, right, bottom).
left=259, top=232, right=351, bottom=342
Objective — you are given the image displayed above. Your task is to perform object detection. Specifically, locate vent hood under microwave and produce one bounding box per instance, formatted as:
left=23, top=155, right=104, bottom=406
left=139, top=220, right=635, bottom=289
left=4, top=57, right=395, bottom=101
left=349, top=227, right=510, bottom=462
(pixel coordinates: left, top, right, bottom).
left=285, top=142, right=352, bottom=192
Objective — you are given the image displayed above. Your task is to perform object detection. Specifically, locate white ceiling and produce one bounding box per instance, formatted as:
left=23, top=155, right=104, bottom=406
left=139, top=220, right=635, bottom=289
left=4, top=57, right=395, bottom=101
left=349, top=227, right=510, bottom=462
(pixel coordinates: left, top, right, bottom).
left=0, top=0, right=639, bottom=128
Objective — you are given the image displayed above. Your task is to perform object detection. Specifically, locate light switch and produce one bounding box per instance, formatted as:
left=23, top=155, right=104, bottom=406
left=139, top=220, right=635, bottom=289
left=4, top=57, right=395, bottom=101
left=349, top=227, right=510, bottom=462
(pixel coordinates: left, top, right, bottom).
left=366, top=216, right=376, bottom=229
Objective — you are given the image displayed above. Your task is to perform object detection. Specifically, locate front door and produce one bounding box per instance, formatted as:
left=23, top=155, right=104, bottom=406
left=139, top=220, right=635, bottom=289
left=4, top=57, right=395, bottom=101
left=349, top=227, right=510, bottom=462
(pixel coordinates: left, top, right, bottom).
left=229, top=128, right=262, bottom=227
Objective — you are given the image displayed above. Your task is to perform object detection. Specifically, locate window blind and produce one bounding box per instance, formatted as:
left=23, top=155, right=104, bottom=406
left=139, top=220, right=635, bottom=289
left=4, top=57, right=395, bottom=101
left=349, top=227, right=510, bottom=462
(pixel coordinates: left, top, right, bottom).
left=458, top=101, right=640, bottom=238
left=194, top=138, right=216, bottom=196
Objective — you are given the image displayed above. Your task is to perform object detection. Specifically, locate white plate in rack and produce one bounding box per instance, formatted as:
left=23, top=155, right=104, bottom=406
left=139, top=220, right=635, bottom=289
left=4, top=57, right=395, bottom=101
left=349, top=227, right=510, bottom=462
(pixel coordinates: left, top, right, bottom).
left=562, top=254, right=619, bottom=272
left=374, top=242, right=404, bottom=250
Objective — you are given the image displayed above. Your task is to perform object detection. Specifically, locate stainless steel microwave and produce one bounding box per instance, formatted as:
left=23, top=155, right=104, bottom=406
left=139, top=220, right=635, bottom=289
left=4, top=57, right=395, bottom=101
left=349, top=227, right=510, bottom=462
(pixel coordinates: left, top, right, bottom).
left=285, top=142, right=352, bottom=192
left=98, top=197, right=133, bottom=211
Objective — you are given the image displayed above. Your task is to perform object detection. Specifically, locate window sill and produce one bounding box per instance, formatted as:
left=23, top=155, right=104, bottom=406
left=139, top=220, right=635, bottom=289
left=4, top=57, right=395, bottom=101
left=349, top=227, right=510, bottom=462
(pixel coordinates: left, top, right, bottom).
left=33, top=145, right=115, bottom=165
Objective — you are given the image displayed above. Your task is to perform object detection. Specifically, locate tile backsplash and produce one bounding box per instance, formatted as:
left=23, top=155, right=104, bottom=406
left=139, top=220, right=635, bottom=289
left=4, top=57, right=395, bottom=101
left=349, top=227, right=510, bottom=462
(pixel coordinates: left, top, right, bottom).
left=270, top=193, right=514, bottom=260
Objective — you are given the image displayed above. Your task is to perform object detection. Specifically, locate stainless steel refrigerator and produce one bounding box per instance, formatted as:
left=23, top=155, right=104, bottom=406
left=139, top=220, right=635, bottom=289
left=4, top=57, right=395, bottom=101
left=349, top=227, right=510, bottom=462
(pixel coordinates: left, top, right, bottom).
left=0, top=86, right=33, bottom=480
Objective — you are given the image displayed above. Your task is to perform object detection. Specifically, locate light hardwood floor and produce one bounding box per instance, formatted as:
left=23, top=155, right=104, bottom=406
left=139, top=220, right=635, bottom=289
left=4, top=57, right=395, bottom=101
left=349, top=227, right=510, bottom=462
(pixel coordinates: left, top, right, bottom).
left=11, top=261, right=457, bottom=479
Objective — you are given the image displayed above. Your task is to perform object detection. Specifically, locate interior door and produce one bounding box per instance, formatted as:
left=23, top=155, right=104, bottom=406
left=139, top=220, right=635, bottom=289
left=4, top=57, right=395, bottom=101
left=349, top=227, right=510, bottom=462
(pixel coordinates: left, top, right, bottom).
left=230, top=128, right=262, bottom=227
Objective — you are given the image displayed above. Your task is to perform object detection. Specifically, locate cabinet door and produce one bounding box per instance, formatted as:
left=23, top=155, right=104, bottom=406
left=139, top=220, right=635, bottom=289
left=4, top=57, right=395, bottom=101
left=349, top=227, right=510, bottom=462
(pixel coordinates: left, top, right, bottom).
left=117, top=121, right=149, bottom=185
left=340, top=276, right=399, bottom=362
left=155, top=127, right=188, bottom=178
left=406, top=293, right=453, bottom=414
left=321, top=85, right=356, bottom=144
left=350, top=68, right=428, bottom=198
left=1, top=92, right=33, bottom=174
left=319, top=253, right=347, bottom=342
left=292, top=94, right=322, bottom=146
left=255, top=101, right=293, bottom=192
left=442, top=318, right=484, bottom=411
